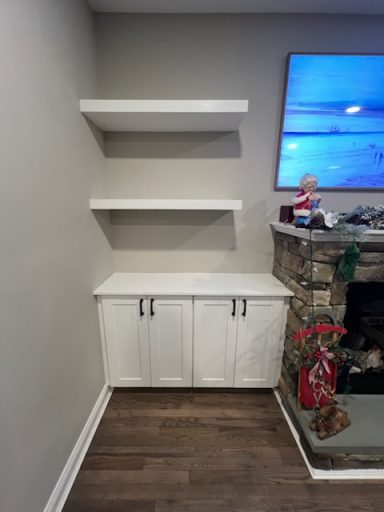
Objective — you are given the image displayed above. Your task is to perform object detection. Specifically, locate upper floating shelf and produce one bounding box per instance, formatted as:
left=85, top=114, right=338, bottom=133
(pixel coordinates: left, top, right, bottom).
left=90, top=199, right=243, bottom=211
left=80, top=99, right=249, bottom=132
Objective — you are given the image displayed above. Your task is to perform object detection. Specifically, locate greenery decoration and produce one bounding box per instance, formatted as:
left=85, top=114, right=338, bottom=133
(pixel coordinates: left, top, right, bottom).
left=337, top=242, right=361, bottom=282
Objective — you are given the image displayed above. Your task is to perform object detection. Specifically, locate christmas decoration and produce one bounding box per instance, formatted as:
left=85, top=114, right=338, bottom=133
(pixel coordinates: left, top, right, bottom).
left=291, top=174, right=321, bottom=226
left=343, top=204, right=384, bottom=229
left=292, top=324, right=354, bottom=410
left=309, top=404, right=351, bottom=440
left=336, top=242, right=361, bottom=283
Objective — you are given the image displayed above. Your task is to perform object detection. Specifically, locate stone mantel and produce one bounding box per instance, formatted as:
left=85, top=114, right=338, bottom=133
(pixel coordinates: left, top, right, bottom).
left=270, top=222, right=384, bottom=243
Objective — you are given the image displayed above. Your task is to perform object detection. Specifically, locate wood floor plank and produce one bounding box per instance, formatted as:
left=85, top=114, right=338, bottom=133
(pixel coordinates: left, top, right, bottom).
left=63, top=499, right=155, bottom=512
left=155, top=498, right=232, bottom=512
left=68, top=483, right=241, bottom=501
left=189, top=467, right=311, bottom=485
left=77, top=469, right=189, bottom=485
left=102, top=408, right=282, bottom=418
left=90, top=431, right=296, bottom=448
left=142, top=455, right=300, bottom=470
left=62, top=390, right=378, bottom=512
left=370, top=498, right=384, bottom=512
left=230, top=497, right=375, bottom=512
left=80, top=454, right=145, bottom=470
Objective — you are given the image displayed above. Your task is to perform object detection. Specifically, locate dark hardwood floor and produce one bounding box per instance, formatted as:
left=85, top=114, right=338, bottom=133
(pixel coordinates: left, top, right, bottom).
left=63, top=390, right=382, bottom=512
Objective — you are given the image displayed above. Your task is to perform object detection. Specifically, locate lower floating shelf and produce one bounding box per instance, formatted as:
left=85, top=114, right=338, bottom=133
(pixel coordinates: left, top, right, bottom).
left=90, top=199, right=243, bottom=210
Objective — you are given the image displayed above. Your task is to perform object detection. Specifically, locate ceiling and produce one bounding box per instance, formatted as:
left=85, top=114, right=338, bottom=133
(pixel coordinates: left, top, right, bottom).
left=88, top=0, right=384, bottom=15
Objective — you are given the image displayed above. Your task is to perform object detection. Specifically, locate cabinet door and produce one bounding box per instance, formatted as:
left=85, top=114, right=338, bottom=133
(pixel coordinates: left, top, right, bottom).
left=101, top=297, right=151, bottom=387
left=148, top=296, right=193, bottom=387
left=193, top=297, right=238, bottom=387
left=234, top=298, right=284, bottom=388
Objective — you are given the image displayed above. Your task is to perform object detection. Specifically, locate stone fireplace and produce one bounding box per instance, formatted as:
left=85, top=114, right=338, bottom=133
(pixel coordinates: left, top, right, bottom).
left=270, top=222, right=384, bottom=397
left=271, top=222, right=384, bottom=469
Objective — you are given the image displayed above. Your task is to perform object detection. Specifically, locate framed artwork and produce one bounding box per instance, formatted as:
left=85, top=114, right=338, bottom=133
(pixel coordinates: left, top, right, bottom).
left=275, top=53, right=384, bottom=190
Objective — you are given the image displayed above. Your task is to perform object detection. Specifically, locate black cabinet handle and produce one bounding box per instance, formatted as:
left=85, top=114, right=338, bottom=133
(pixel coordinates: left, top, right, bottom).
left=232, top=299, right=236, bottom=317
left=242, top=299, right=247, bottom=317
left=139, top=298, right=144, bottom=317
left=150, top=298, right=155, bottom=316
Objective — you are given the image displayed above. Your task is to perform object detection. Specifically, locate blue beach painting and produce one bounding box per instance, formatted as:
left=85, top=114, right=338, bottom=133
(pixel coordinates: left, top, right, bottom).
left=276, top=54, right=384, bottom=189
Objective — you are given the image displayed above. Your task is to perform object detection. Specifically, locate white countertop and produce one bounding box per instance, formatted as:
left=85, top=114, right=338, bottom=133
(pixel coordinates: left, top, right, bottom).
left=93, top=273, right=293, bottom=297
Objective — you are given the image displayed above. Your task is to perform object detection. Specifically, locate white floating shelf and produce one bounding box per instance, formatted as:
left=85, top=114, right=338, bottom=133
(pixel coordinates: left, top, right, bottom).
left=90, top=199, right=243, bottom=210
left=80, top=99, right=248, bottom=132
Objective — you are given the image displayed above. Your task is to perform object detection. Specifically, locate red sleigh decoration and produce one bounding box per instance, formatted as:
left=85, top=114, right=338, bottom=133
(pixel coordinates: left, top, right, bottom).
left=293, top=324, right=348, bottom=409
left=299, top=362, right=338, bottom=409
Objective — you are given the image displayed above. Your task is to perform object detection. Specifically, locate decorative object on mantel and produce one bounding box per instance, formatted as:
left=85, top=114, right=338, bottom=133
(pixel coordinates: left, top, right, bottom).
left=287, top=199, right=384, bottom=283
left=290, top=173, right=341, bottom=230
left=279, top=205, right=294, bottom=223
left=327, top=204, right=384, bottom=233
left=291, top=174, right=321, bottom=227
left=336, top=241, right=361, bottom=283
left=343, top=204, right=384, bottom=230
left=288, top=173, right=384, bottom=233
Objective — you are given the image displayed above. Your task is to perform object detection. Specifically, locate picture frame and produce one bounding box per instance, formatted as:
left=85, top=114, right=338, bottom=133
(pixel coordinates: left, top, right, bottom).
left=274, top=53, right=384, bottom=190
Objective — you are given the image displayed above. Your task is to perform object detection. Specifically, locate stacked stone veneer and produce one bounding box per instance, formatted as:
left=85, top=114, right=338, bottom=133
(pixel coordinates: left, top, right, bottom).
left=272, top=229, right=384, bottom=395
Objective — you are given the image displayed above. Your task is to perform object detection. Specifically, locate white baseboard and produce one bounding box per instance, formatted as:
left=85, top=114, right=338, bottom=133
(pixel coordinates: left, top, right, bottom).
left=44, top=384, right=113, bottom=512
left=274, top=389, right=384, bottom=480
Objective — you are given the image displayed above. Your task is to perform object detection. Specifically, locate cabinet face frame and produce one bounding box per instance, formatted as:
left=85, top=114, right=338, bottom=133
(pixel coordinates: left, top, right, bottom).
left=97, top=297, right=112, bottom=384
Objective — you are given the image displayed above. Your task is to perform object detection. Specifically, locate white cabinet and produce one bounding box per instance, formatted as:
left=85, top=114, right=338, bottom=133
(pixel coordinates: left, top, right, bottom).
left=193, top=297, right=285, bottom=388
left=95, top=273, right=292, bottom=389
left=99, top=296, right=193, bottom=387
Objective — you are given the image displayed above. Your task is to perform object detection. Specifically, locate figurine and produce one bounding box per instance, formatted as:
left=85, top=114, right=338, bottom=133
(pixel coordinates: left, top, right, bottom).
left=309, top=404, right=351, bottom=440
left=291, top=173, right=321, bottom=226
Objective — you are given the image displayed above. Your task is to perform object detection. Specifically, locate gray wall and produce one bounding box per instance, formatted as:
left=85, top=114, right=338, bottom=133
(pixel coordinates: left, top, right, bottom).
left=96, top=14, right=384, bottom=272
left=0, top=1, right=113, bottom=511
